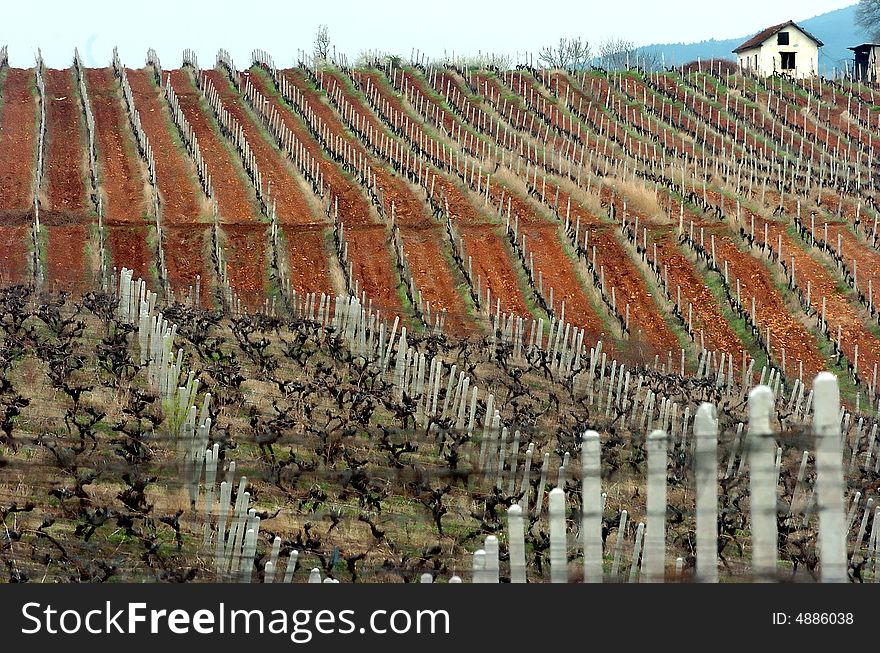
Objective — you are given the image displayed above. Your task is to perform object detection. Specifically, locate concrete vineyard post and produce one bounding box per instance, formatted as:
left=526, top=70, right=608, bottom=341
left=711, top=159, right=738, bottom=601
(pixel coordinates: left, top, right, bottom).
left=519, top=445, right=533, bottom=513
left=507, top=505, right=527, bottom=583
left=581, top=430, right=602, bottom=582
left=484, top=535, right=500, bottom=583
left=283, top=550, right=299, bottom=583
left=643, top=430, right=667, bottom=582
left=472, top=549, right=486, bottom=583
left=611, top=509, right=628, bottom=580
left=549, top=488, right=567, bottom=583
left=812, top=372, right=848, bottom=582
left=748, top=385, right=777, bottom=581
left=266, top=536, right=281, bottom=583
left=202, top=443, right=220, bottom=548
left=694, top=403, right=719, bottom=582
left=852, top=498, right=875, bottom=564
left=628, top=522, right=645, bottom=583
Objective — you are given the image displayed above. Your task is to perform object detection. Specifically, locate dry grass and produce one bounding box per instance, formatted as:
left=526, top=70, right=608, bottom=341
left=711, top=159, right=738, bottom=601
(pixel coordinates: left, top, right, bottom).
left=608, top=177, right=671, bottom=224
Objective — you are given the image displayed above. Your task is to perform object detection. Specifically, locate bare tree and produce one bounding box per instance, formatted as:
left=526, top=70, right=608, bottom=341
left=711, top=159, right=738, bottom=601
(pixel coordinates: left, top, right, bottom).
left=538, top=37, right=591, bottom=70
left=354, top=50, right=403, bottom=69
left=596, top=37, right=637, bottom=70
left=595, top=37, right=661, bottom=71
left=857, top=0, right=880, bottom=42
left=446, top=52, right=512, bottom=70
left=314, top=25, right=331, bottom=64
left=636, top=47, right=664, bottom=72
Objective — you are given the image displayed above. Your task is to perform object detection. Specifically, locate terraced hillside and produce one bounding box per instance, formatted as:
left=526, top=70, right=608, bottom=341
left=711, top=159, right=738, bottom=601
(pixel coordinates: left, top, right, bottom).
left=1, top=48, right=879, bottom=583
left=3, top=53, right=880, bottom=396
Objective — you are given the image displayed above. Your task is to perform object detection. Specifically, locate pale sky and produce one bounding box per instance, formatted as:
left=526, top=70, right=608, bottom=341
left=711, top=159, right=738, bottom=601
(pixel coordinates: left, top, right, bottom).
left=1, top=0, right=859, bottom=69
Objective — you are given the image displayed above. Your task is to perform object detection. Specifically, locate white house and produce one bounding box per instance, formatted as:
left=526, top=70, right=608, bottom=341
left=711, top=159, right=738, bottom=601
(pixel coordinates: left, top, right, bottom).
left=733, top=20, right=822, bottom=78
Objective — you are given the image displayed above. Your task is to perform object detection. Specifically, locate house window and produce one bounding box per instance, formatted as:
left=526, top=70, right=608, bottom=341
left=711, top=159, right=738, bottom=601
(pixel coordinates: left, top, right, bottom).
left=777, top=32, right=789, bottom=45
left=781, top=52, right=796, bottom=70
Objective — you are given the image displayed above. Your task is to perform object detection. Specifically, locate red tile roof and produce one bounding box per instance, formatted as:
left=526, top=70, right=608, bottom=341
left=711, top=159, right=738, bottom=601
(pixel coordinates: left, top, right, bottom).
left=733, top=20, right=824, bottom=54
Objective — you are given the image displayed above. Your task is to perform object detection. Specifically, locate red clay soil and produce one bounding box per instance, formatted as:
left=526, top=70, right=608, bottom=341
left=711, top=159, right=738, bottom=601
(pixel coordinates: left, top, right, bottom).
left=462, top=158, right=613, bottom=347
left=758, top=219, right=880, bottom=380
left=398, top=70, right=457, bottom=136
left=716, top=193, right=880, bottom=377
left=107, top=225, right=152, bottom=283
left=824, top=223, right=880, bottom=286
left=567, top=84, right=833, bottom=371
left=163, top=231, right=208, bottom=300
left=166, top=70, right=263, bottom=297
left=663, top=186, right=827, bottom=376
left=85, top=68, right=148, bottom=223
left=521, top=222, right=613, bottom=349
left=712, top=230, right=826, bottom=379
left=398, top=71, right=591, bottom=319
left=282, top=71, right=414, bottom=312
left=396, top=226, right=473, bottom=336
left=207, top=69, right=346, bottom=303
left=465, top=70, right=755, bottom=360
left=127, top=69, right=211, bottom=294
left=161, top=225, right=209, bottom=300
left=282, top=69, right=475, bottom=327
left=349, top=70, right=482, bottom=224
left=42, top=68, right=91, bottom=293
left=600, top=184, right=751, bottom=363
left=336, top=74, right=481, bottom=332
left=400, top=228, right=471, bottom=336
left=328, top=69, right=533, bottom=320
left=246, top=70, right=387, bottom=304
left=248, top=70, right=372, bottom=227
left=86, top=68, right=156, bottom=280
left=46, top=225, right=88, bottom=293
left=0, top=226, right=28, bottom=285
left=0, top=68, right=37, bottom=221
left=316, top=74, right=476, bottom=328
left=223, top=223, right=266, bottom=309
left=545, top=183, right=680, bottom=357
left=42, top=68, right=88, bottom=220
left=414, top=69, right=598, bottom=320
left=458, top=224, right=530, bottom=316
left=650, top=228, right=748, bottom=363
left=588, top=226, right=680, bottom=357
left=343, top=225, right=400, bottom=317
left=126, top=69, right=203, bottom=223
left=283, top=224, right=333, bottom=297
left=166, top=71, right=258, bottom=220
left=203, top=70, right=317, bottom=226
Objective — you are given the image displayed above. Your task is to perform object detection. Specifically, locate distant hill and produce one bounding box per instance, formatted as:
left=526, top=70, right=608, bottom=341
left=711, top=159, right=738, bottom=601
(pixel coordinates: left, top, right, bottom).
left=637, top=4, right=869, bottom=75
